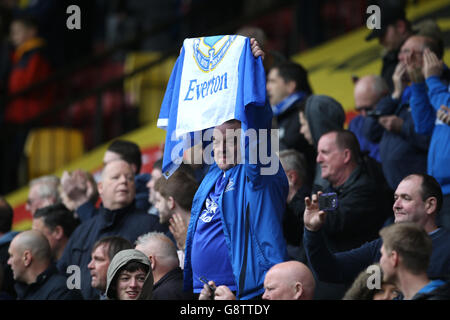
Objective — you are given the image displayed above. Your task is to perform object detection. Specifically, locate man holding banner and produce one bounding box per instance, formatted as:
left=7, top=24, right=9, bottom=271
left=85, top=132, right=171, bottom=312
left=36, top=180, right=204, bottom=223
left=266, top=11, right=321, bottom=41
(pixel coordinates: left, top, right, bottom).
left=157, top=36, right=289, bottom=299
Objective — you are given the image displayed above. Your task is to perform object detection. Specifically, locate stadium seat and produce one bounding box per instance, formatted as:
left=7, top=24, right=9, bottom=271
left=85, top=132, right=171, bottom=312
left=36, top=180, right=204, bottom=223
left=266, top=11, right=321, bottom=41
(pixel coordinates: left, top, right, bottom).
left=124, top=52, right=176, bottom=125
left=23, top=127, right=85, bottom=180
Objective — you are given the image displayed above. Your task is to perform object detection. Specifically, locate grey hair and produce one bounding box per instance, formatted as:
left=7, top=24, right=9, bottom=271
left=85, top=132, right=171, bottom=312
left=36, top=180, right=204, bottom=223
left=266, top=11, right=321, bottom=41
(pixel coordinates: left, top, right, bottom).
left=29, top=175, right=61, bottom=203
left=135, top=232, right=179, bottom=265
left=279, top=149, right=308, bottom=183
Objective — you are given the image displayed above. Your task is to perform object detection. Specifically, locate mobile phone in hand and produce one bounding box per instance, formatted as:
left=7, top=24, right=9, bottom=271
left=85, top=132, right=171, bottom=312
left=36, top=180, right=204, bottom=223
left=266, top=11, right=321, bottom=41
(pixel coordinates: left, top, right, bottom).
left=199, top=276, right=215, bottom=299
left=318, top=192, right=338, bottom=211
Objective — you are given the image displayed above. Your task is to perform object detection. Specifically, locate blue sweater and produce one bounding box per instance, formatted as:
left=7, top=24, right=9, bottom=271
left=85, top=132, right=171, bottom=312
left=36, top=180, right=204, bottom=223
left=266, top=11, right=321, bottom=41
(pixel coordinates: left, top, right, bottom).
left=303, top=227, right=450, bottom=283
left=410, top=77, right=450, bottom=195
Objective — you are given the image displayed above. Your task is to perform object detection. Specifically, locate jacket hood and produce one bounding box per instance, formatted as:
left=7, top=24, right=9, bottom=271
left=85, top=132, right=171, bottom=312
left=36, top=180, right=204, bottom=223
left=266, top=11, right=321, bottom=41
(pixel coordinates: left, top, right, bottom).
left=105, top=249, right=152, bottom=300
left=305, top=95, right=345, bottom=146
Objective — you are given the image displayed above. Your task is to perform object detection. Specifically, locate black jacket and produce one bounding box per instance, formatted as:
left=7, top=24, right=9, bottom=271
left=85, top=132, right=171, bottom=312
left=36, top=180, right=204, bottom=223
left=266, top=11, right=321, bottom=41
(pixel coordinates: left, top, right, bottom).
left=381, top=49, right=399, bottom=94
left=152, top=267, right=193, bottom=300
left=283, top=185, right=311, bottom=246
left=15, top=264, right=83, bottom=300
left=315, top=161, right=393, bottom=252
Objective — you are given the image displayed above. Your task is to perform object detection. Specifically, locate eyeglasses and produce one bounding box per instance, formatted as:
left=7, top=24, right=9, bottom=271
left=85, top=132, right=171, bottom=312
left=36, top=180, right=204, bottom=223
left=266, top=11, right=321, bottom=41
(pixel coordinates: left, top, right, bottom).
left=399, top=49, right=424, bottom=56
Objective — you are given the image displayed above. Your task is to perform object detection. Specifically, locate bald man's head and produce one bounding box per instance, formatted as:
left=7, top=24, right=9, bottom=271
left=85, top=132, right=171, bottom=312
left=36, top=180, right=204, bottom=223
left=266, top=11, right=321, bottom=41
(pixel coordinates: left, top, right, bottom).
left=12, top=230, right=52, bottom=262
left=354, top=75, right=388, bottom=117
left=7, top=230, right=52, bottom=283
left=262, top=261, right=315, bottom=300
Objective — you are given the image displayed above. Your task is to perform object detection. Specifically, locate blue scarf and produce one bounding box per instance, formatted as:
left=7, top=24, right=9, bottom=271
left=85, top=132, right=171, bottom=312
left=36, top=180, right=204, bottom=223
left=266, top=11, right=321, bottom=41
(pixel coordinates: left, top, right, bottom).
left=271, top=91, right=307, bottom=116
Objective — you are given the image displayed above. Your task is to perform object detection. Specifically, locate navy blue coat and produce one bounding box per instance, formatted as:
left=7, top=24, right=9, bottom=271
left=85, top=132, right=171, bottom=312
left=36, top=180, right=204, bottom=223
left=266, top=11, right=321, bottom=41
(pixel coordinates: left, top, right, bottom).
left=362, top=94, right=430, bottom=190
left=304, top=227, right=450, bottom=284
left=57, top=202, right=167, bottom=300
left=15, top=264, right=83, bottom=300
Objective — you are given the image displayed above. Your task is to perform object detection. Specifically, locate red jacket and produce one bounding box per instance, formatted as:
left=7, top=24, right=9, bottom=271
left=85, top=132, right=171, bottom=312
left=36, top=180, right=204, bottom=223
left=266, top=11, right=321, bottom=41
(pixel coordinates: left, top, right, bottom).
left=5, top=37, right=54, bottom=124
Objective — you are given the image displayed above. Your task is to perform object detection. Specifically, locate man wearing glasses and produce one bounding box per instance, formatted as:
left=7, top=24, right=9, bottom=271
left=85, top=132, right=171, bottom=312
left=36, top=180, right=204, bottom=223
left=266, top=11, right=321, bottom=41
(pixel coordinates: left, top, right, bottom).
left=349, top=75, right=388, bottom=162
left=362, top=36, right=434, bottom=191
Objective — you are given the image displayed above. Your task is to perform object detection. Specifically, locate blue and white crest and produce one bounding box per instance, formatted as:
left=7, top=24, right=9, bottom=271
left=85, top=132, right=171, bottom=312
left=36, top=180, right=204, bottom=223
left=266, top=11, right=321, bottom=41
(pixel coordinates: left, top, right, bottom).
left=193, top=35, right=237, bottom=72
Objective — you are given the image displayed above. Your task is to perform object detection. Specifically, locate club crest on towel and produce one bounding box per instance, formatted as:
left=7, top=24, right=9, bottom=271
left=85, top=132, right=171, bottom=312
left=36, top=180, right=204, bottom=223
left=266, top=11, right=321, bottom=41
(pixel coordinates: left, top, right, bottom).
left=193, top=35, right=237, bottom=72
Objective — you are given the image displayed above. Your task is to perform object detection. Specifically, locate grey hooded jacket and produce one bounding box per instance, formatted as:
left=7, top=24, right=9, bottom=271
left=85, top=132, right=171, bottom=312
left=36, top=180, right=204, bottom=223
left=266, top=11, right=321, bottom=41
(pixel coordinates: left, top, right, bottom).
left=105, top=249, right=153, bottom=300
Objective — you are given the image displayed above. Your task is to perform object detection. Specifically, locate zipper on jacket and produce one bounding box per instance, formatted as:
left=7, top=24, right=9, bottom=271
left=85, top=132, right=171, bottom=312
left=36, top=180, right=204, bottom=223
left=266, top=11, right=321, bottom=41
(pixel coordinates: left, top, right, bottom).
left=238, top=203, right=250, bottom=299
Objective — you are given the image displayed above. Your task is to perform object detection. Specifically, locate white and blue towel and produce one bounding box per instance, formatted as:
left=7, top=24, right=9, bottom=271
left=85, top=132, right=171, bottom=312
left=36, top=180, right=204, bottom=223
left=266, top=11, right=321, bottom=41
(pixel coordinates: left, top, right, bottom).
left=157, top=35, right=267, bottom=177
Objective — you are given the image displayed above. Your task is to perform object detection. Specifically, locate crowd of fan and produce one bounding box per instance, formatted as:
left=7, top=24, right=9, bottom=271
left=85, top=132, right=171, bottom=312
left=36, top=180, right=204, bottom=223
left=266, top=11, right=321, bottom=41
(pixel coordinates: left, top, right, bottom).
left=1, top=2, right=450, bottom=301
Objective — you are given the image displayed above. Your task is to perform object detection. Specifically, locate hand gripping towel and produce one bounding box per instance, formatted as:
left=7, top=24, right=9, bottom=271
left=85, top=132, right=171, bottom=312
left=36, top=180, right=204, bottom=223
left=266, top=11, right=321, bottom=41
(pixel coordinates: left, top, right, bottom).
left=157, top=35, right=267, bottom=177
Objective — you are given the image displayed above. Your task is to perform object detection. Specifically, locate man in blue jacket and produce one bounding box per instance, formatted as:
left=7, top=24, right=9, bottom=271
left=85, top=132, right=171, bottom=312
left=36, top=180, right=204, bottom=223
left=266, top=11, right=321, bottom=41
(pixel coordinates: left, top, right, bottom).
left=183, top=112, right=289, bottom=300
left=303, top=173, right=450, bottom=287
left=362, top=62, right=431, bottom=191
left=408, top=40, right=450, bottom=230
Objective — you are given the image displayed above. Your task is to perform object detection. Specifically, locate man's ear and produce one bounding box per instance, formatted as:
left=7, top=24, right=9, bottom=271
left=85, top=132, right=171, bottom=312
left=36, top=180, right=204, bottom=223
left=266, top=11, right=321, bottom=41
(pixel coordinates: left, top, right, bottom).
left=343, top=148, right=352, bottom=164
left=286, top=170, right=298, bottom=186
left=23, top=250, right=32, bottom=267
left=148, top=255, right=156, bottom=270
left=168, top=196, right=176, bottom=210
left=425, top=197, right=437, bottom=215
left=293, top=281, right=303, bottom=300
left=391, top=250, right=399, bottom=268
left=53, top=225, right=64, bottom=240
left=286, top=80, right=297, bottom=95
left=97, top=182, right=103, bottom=197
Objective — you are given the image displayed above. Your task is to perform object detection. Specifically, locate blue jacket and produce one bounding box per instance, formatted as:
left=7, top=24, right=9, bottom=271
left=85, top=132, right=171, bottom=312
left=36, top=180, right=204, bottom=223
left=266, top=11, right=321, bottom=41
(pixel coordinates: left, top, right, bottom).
left=304, top=227, right=450, bottom=284
left=362, top=92, right=430, bottom=190
left=410, top=77, right=450, bottom=195
left=184, top=162, right=289, bottom=300
left=349, top=115, right=380, bottom=162
left=183, top=102, right=289, bottom=300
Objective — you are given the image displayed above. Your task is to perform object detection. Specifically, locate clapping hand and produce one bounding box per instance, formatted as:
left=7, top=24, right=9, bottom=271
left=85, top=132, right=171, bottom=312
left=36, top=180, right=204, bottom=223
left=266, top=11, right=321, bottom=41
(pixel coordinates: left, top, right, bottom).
left=437, top=105, right=450, bottom=125
left=423, top=48, right=443, bottom=79
left=303, top=192, right=327, bottom=232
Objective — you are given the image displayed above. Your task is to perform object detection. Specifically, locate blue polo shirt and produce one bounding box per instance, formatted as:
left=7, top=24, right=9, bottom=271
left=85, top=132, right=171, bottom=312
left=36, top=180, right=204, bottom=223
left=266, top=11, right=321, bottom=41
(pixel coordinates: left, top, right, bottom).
left=191, top=172, right=237, bottom=292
